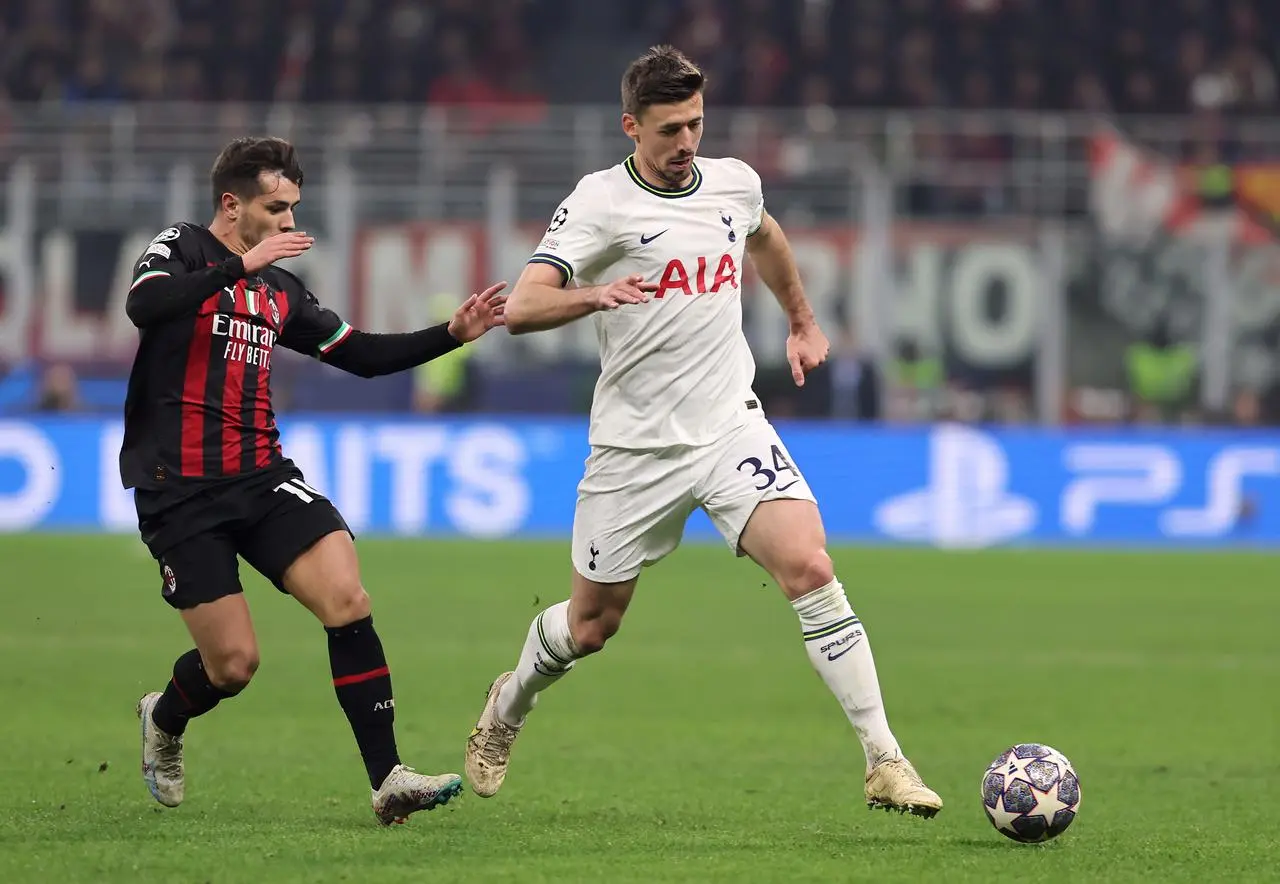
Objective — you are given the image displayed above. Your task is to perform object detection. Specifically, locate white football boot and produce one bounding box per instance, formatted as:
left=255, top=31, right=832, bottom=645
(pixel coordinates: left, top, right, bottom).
left=464, top=672, right=523, bottom=798
left=865, top=756, right=943, bottom=818
left=371, top=765, right=463, bottom=825
left=136, top=692, right=185, bottom=808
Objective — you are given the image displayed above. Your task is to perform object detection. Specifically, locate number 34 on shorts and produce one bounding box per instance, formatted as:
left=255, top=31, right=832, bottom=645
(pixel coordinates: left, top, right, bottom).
left=714, top=419, right=815, bottom=510
left=735, top=442, right=803, bottom=492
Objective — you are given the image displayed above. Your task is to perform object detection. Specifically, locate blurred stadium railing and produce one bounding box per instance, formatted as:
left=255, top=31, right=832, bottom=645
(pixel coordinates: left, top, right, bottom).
left=1, top=103, right=1279, bottom=427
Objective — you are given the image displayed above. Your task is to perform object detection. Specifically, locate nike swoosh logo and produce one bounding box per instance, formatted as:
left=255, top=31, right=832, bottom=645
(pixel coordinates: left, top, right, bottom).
left=640, top=230, right=668, bottom=244
left=827, top=638, right=863, bottom=661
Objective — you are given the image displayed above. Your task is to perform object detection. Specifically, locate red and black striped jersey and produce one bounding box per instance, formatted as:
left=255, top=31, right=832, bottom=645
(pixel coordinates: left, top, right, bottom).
left=119, top=223, right=356, bottom=506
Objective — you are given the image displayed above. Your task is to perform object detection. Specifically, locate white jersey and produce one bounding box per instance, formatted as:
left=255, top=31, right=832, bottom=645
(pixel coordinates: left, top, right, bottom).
left=529, top=155, right=765, bottom=449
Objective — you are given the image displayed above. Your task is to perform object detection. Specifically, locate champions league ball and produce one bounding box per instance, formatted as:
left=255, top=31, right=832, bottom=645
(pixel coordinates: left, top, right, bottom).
left=980, top=743, right=1081, bottom=843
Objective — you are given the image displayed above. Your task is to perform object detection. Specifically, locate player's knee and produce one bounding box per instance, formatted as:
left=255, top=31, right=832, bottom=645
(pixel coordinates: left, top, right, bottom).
left=208, top=647, right=259, bottom=692
left=779, top=549, right=835, bottom=599
left=569, top=611, right=622, bottom=655
left=324, top=584, right=371, bottom=627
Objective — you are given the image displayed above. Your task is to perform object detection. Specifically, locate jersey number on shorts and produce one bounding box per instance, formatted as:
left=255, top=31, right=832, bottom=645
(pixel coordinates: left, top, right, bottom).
left=736, top=445, right=800, bottom=492
left=273, top=477, right=325, bottom=503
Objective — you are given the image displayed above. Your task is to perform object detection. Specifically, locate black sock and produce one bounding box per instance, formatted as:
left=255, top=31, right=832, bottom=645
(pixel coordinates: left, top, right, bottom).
left=151, top=649, right=240, bottom=737
left=327, top=615, right=400, bottom=789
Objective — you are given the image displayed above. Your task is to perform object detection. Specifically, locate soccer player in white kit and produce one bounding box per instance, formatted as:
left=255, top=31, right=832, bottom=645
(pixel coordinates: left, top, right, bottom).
left=465, top=46, right=942, bottom=818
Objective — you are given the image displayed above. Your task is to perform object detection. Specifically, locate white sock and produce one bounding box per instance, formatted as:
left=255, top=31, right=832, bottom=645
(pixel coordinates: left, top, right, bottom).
left=793, top=578, right=901, bottom=772
left=495, top=600, right=580, bottom=726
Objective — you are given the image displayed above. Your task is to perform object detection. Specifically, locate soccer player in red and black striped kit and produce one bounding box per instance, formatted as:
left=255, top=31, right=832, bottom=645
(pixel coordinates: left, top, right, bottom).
left=123, top=137, right=508, bottom=825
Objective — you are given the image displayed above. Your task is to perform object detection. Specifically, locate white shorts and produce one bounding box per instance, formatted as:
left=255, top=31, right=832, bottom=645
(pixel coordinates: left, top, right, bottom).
left=570, top=415, right=817, bottom=582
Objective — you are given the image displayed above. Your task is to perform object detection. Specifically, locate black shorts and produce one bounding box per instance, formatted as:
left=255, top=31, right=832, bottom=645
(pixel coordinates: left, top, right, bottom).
left=140, top=466, right=352, bottom=610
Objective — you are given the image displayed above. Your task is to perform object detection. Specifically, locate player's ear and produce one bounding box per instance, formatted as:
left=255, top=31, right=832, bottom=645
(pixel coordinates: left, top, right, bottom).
left=621, top=112, right=640, bottom=140
left=221, top=192, right=240, bottom=221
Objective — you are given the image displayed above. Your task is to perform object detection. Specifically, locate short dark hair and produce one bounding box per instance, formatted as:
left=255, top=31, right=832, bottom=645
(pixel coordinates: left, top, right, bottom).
left=210, top=136, right=304, bottom=210
left=621, top=45, right=706, bottom=117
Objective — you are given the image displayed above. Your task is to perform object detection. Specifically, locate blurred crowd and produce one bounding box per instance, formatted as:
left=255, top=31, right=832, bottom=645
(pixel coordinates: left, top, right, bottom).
left=0, top=0, right=549, bottom=106
left=641, top=0, right=1280, bottom=116
left=1, top=0, right=1277, bottom=115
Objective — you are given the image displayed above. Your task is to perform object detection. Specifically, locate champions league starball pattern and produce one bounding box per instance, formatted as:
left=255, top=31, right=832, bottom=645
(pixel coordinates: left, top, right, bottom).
left=981, top=743, right=1081, bottom=843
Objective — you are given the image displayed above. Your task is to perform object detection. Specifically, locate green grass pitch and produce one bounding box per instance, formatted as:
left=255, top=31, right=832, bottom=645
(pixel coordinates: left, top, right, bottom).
left=0, top=535, right=1276, bottom=883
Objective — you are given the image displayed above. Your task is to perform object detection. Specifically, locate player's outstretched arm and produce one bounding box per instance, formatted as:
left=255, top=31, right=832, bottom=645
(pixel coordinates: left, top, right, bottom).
left=745, top=211, right=830, bottom=386
left=286, top=282, right=508, bottom=378
left=506, top=264, right=656, bottom=334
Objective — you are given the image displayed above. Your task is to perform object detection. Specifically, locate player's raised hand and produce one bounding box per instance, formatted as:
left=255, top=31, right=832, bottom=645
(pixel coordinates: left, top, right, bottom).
left=786, top=321, right=830, bottom=387
left=594, top=274, right=658, bottom=311
left=447, top=281, right=509, bottom=342
left=242, top=231, right=314, bottom=274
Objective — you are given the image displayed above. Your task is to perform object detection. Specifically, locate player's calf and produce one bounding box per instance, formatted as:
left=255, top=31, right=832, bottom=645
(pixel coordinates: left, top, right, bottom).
left=281, top=531, right=401, bottom=790
left=150, top=648, right=249, bottom=738
left=139, top=648, right=247, bottom=808
left=468, top=578, right=633, bottom=797
left=741, top=505, right=890, bottom=756
left=466, top=599, right=586, bottom=797
left=791, top=579, right=903, bottom=768
left=791, top=579, right=944, bottom=817
left=492, top=582, right=630, bottom=728
left=501, top=600, right=583, bottom=721
left=326, top=615, right=402, bottom=789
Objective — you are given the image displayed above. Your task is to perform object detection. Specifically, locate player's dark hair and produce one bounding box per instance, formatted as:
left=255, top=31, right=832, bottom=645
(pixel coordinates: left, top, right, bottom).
left=621, top=45, right=706, bottom=117
left=210, top=137, right=304, bottom=210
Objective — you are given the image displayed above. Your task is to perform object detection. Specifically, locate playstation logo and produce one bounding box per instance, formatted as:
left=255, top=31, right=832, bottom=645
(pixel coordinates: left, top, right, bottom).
left=873, top=424, right=1037, bottom=549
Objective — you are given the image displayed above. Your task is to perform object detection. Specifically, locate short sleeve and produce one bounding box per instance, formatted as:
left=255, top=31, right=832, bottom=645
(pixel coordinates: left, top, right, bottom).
left=279, top=289, right=352, bottom=358
left=743, top=163, right=765, bottom=237
left=527, top=175, right=612, bottom=286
